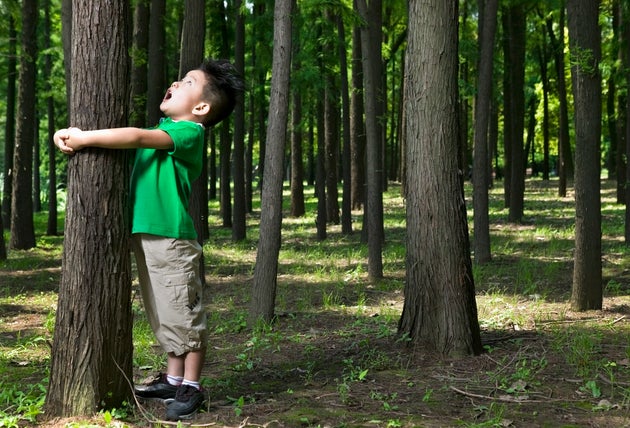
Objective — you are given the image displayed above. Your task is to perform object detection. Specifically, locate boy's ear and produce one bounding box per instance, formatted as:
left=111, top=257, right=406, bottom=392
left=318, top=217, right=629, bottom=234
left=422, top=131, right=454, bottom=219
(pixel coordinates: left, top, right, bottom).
left=192, top=102, right=210, bottom=117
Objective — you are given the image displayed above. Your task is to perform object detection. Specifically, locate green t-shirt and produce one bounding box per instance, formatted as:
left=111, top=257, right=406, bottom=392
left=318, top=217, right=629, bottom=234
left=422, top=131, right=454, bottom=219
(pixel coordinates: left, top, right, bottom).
left=130, top=117, right=205, bottom=239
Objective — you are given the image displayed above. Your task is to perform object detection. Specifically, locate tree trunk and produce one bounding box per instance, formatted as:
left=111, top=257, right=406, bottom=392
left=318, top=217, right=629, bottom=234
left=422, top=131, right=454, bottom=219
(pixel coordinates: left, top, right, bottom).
left=250, top=0, right=293, bottom=323
left=505, top=4, right=526, bottom=223
left=46, top=0, right=133, bottom=415
left=337, top=13, right=353, bottom=235
left=130, top=0, right=149, bottom=128
left=399, top=0, right=482, bottom=357
left=546, top=5, right=573, bottom=197
left=290, top=29, right=305, bottom=218
left=567, top=0, right=602, bottom=311
left=622, top=0, right=630, bottom=244
left=179, top=0, right=207, bottom=286
left=10, top=0, right=38, bottom=250
left=2, top=16, right=16, bottom=230
left=350, top=15, right=365, bottom=211
left=44, top=0, right=58, bottom=236
left=472, top=0, right=498, bottom=265
left=147, top=0, right=166, bottom=125
left=356, top=0, right=384, bottom=280
left=233, top=0, right=247, bottom=241
left=324, top=84, right=340, bottom=225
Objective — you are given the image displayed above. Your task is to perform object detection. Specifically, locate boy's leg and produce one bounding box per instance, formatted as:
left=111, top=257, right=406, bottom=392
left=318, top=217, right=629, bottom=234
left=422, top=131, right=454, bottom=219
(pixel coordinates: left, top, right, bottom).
left=166, top=348, right=205, bottom=381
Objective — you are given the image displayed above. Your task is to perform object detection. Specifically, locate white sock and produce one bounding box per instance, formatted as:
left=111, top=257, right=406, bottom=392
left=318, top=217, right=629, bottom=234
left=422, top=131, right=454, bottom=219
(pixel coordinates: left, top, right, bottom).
left=182, top=379, right=201, bottom=390
left=166, top=375, right=183, bottom=386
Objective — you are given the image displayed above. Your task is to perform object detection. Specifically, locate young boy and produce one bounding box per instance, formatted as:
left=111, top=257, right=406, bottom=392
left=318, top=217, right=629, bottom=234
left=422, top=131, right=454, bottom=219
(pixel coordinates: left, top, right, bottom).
left=54, top=59, right=243, bottom=420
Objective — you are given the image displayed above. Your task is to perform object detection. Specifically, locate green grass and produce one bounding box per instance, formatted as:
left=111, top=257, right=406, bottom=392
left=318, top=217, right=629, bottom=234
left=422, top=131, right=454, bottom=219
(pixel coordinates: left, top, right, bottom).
left=3, top=179, right=630, bottom=426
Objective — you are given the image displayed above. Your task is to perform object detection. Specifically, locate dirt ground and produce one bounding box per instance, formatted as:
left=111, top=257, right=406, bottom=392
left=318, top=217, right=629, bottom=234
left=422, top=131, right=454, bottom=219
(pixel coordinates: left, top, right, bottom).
left=12, top=275, right=630, bottom=428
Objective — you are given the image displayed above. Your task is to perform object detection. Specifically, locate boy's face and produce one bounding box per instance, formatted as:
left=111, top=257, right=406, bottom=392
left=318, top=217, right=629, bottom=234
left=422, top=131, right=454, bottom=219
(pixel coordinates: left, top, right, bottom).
left=160, top=70, right=210, bottom=123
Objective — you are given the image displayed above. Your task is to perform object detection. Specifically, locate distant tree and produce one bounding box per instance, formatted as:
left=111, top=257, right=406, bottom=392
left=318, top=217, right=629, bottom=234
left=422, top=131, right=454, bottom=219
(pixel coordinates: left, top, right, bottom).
left=10, top=0, right=38, bottom=250
left=130, top=0, right=149, bottom=128
left=337, top=12, right=353, bottom=235
left=399, top=0, right=482, bottom=356
left=502, top=3, right=526, bottom=223
left=623, top=0, right=630, bottom=244
left=350, top=6, right=365, bottom=211
left=147, top=0, right=166, bottom=125
left=0, top=213, right=5, bottom=260
left=46, top=0, right=133, bottom=415
left=567, top=0, right=602, bottom=311
left=2, top=14, right=16, bottom=230
left=546, top=3, right=573, bottom=197
left=290, top=15, right=305, bottom=218
left=356, top=0, right=384, bottom=280
left=43, top=0, right=58, bottom=236
left=233, top=0, right=247, bottom=241
left=250, top=0, right=293, bottom=322
left=472, top=0, right=498, bottom=265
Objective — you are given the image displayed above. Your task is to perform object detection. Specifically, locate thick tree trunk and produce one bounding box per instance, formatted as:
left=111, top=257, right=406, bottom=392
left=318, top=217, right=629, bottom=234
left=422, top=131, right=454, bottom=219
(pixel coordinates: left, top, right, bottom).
left=568, top=0, right=602, bottom=311
left=46, top=0, right=133, bottom=415
left=179, top=0, right=207, bottom=287
left=250, top=0, right=293, bottom=323
left=399, top=0, right=482, bottom=357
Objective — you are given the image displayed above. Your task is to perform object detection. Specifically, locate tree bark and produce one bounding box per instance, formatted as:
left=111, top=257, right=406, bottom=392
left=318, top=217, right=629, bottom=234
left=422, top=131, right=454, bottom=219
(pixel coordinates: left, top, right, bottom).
left=350, top=13, right=365, bottom=211
left=44, top=0, right=58, bottom=236
left=147, top=0, right=166, bottom=125
left=546, top=4, right=573, bottom=197
left=356, top=0, right=383, bottom=280
left=504, top=4, right=526, bottom=223
left=472, top=0, right=498, bottom=265
left=10, top=0, right=38, bottom=250
left=179, top=0, right=207, bottom=286
left=46, top=0, right=133, bottom=415
left=567, top=0, right=602, bottom=311
left=2, top=16, right=16, bottom=230
left=337, top=13, right=353, bottom=235
left=233, top=0, right=247, bottom=241
left=130, top=0, right=149, bottom=128
left=399, top=0, right=482, bottom=357
left=250, top=0, right=293, bottom=323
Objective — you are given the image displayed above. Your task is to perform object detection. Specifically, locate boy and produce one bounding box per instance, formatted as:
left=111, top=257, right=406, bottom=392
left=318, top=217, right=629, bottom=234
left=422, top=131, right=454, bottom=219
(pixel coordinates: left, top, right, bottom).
left=54, top=59, right=243, bottom=420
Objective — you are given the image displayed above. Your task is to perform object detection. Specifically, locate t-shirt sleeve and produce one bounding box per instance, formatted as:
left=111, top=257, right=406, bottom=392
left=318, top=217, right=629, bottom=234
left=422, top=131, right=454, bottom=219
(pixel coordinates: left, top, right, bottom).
left=158, top=119, right=205, bottom=164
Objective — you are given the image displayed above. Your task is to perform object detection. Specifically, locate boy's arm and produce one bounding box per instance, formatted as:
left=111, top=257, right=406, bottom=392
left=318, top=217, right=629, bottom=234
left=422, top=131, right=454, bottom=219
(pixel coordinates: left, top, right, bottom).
left=54, top=127, right=174, bottom=154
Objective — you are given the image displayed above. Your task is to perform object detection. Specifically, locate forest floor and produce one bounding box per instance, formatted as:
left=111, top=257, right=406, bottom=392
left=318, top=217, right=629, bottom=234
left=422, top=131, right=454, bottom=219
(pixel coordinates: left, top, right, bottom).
left=3, top=179, right=630, bottom=427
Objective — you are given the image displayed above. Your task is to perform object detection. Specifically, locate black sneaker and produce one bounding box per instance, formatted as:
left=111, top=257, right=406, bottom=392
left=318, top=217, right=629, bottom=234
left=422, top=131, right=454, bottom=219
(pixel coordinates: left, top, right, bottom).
left=165, top=384, right=206, bottom=420
left=134, top=373, right=178, bottom=402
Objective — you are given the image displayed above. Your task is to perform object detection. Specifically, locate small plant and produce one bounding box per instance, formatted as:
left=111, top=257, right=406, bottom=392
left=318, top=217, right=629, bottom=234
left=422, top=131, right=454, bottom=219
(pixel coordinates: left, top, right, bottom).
left=228, top=395, right=246, bottom=417
left=579, top=380, right=602, bottom=398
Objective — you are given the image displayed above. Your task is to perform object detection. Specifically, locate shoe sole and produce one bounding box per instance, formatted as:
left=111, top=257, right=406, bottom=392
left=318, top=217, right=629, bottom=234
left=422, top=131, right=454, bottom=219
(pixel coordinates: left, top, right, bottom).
left=166, top=408, right=199, bottom=421
left=136, top=396, right=176, bottom=406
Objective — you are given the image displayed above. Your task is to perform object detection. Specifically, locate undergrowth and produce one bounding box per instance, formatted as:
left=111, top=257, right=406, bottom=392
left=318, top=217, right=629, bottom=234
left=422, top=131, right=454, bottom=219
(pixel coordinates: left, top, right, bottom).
left=2, top=179, right=630, bottom=427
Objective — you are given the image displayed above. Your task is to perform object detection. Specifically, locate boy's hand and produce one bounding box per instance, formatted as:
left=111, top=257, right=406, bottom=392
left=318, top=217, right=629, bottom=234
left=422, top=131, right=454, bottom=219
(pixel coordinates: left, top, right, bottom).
left=53, top=127, right=83, bottom=154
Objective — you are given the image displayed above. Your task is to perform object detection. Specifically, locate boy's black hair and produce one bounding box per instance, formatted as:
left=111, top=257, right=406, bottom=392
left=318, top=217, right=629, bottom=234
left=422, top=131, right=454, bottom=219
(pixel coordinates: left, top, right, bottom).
left=197, top=59, right=244, bottom=127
